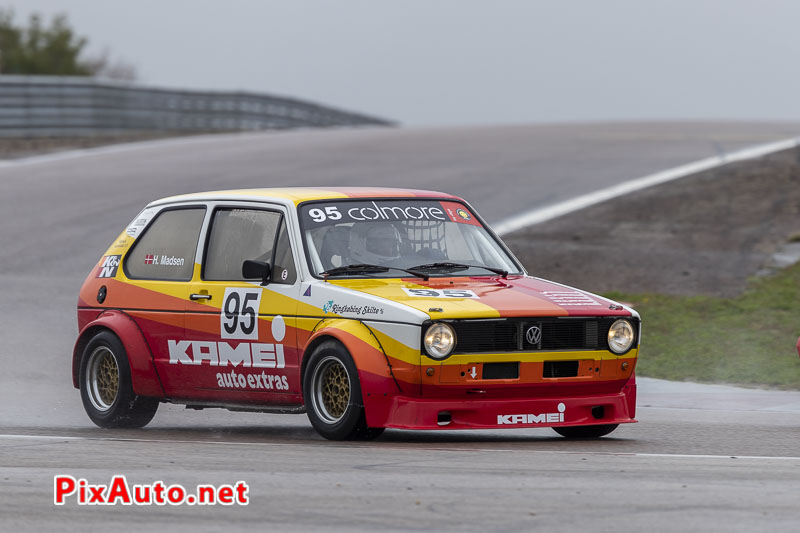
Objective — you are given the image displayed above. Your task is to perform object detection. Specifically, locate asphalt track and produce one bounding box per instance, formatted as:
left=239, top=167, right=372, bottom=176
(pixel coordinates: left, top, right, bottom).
left=2, top=121, right=800, bottom=531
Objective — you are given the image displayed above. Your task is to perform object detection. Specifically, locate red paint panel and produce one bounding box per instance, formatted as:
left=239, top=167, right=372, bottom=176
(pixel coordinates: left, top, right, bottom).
left=73, top=311, right=165, bottom=398
left=159, top=364, right=300, bottom=405
left=492, top=277, right=632, bottom=317
left=126, top=313, right=185, bottom=396
left=363, top=376, right=637, bottom=430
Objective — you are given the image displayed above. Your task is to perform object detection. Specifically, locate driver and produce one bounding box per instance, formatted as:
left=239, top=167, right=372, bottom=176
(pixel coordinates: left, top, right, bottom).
left=350, top=223, right=404, bottom=265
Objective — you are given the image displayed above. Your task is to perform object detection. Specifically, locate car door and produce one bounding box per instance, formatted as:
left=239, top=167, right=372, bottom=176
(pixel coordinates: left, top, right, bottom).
left=121, top=205, right=208, bottom=397
left=178, top=203, right=302, bottom=405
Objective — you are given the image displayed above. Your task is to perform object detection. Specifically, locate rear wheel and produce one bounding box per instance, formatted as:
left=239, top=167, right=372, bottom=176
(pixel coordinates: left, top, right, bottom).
left=303, top=340, right=383, bottom=440
left=553, top=424, right=619, bottom=439
left=79, top=331, right=158, bottom=428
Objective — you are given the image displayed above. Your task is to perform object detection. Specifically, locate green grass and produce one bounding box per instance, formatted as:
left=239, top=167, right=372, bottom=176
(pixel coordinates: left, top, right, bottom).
left=605, top=262, right=800, bottom=389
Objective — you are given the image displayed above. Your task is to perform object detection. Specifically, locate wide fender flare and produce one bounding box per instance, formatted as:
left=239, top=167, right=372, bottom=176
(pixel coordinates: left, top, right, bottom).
left=302, top=319, right=402, bottom=397
left=72, top=310, right=165, bottom=398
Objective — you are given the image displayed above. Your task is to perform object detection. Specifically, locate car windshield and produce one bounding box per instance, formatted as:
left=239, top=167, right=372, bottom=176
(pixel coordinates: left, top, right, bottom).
left=299, top=199, right=523, bottom=278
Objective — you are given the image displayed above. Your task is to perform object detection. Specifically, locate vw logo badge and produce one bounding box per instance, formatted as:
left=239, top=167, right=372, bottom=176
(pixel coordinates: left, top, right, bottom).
left=526, top=326, right=542, bottom=345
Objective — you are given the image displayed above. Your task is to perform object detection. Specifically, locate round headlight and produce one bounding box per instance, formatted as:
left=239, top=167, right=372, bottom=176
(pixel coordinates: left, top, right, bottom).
left=424, top=323, right=456, bottom=359
left=608, top=319, right=635, bottom=354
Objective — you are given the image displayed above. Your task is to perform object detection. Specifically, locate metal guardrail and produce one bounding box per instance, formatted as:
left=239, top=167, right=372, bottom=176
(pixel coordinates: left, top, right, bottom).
left=0, top=75, right=393, bottom=137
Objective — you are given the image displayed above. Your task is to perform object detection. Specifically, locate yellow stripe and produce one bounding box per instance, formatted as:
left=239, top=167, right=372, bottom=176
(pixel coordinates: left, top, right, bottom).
left=102, top=231, right=134, bottom=256
left=366, top=326, right=421, bottom=364
left=158, top=188, right=351, bottom=205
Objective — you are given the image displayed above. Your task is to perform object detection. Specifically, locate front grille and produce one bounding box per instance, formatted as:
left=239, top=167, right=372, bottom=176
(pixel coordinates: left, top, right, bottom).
left=450, top=317, right=635, bottom=354
left=451, top=321, right=517, bottom=353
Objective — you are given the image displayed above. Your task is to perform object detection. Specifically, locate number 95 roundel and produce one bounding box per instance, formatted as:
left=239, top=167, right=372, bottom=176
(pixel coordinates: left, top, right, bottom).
left=221, top=288, right=263, bottom=340
left=402, top=288, right=479, bottom=299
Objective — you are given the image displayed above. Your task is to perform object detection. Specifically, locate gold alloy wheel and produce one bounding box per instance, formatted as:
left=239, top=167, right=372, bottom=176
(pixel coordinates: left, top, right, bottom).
left=312, top=356, right=351, bottom=423
left=86, top=346, right=120, bottom=411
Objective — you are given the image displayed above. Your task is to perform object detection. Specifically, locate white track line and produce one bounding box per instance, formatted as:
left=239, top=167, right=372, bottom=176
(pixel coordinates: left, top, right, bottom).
left=494, top=136, right=800, bottom=235
left=2, top=434, right=798, bottom=461
left=3, top=130, right=798, bottom=231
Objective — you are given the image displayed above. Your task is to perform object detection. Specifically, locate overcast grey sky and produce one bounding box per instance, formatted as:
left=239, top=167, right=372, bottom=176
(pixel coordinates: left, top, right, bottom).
left=7, top=1, right=800, bottom=126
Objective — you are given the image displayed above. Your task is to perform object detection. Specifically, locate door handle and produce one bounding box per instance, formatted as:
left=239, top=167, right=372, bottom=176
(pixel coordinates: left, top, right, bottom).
left=189, top=293, right=212, bottom=301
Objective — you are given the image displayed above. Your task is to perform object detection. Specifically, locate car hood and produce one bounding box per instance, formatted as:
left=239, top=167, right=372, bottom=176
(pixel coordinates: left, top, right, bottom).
left=327, top=276, right=633, bottom=319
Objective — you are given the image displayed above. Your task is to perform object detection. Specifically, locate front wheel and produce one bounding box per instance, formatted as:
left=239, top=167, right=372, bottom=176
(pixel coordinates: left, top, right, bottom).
left=79, top=331, right=158, bottom=428
left=553, top=424, right=619, bottom=439
left=303, top=340, right=383, bottom=440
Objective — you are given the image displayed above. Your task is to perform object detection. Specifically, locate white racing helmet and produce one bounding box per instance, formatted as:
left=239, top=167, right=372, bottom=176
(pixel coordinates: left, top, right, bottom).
left=350, top=223, right=403, bottom=265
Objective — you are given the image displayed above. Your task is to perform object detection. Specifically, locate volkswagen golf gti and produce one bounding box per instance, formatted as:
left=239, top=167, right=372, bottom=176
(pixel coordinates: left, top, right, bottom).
left=73, top=187, right=640, bottom=440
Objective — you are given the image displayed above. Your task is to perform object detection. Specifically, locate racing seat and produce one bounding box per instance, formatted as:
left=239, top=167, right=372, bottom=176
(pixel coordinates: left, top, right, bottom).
left=319, top=226, right=352, bottom=269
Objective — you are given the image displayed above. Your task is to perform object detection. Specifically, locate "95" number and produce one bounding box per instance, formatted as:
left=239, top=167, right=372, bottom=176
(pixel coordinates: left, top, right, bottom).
left=308, top=206, right=342, bottom=223
left=402, top=288, right=479, bottom=299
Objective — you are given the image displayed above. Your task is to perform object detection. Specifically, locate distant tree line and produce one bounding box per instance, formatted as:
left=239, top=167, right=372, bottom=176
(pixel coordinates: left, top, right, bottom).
left=0, top=10, right=136, bottom=80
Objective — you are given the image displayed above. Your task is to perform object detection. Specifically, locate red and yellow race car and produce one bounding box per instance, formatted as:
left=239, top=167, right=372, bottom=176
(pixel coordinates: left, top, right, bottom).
left=74, top=188, right=639, bottom=440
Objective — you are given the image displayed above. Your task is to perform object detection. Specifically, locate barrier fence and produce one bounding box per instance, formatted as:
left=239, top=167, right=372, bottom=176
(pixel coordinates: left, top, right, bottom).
left=0, top=75, right=392, bottom=137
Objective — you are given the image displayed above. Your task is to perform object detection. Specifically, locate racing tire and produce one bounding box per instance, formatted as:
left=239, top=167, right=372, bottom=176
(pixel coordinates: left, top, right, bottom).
left=553, top=424, right=619, bottom=439
left=79, top=331, right=158, bottom=428
left=303, top=340, right=383, bottom=441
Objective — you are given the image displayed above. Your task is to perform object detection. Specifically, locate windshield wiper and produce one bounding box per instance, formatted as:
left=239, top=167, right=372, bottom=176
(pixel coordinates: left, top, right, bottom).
left=321, top=264, right=428, bottom=280
left=408, top=262, right=508, bottom=278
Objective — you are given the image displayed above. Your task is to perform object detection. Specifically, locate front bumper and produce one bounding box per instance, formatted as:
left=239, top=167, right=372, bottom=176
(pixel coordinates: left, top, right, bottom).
left=364, top=376, right=637, bottom=430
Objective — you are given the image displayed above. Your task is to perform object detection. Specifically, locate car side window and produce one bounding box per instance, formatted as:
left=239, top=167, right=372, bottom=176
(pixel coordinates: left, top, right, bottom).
left=204, top=208, right=283, bottom=281
left=272, top=218, right=297, bottom=284
left=125, top=207, right=206, bottom=281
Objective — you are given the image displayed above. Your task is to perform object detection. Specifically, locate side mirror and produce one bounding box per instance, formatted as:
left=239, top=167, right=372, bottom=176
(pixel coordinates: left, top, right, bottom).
left=242, top=260, right=271, bottom=285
